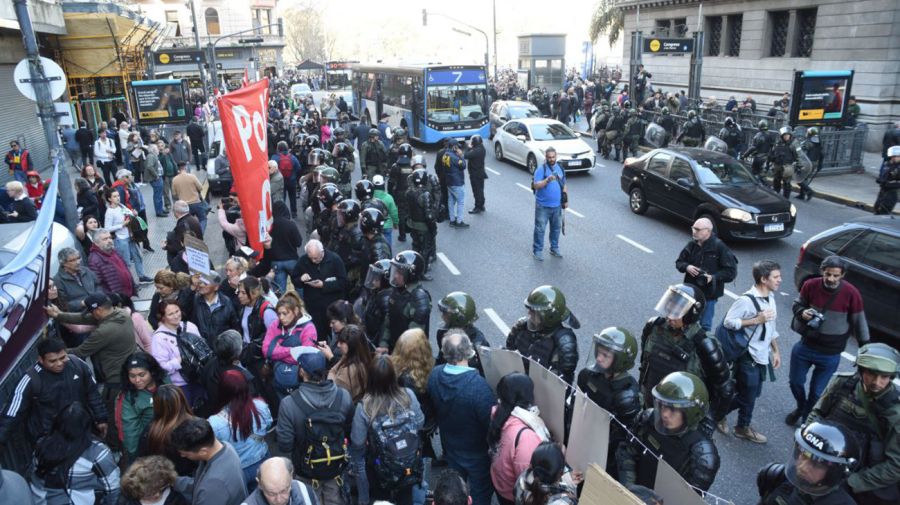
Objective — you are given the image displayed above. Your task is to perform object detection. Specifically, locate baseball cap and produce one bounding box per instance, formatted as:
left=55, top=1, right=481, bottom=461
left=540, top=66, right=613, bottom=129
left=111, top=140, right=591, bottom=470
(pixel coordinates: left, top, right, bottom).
left=291, top=347, right=327, bottom=375
left=371, top=175, right=385, bottom=187
left=82, top=293, right=111, bottom=314
left=380, top=112, right=390, bottom=119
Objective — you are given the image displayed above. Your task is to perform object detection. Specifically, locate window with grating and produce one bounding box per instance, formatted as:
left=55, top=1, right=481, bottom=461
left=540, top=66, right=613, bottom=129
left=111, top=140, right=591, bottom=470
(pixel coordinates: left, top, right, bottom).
left=655, top=19, right=671, bottom=37
left=706, top=16, right=722, bottom=56
left=769, top=11, right=789, bottom=57
left=727, top=15, right=742, bottom=56
left=795, top=8, right=817, bottom=57
left=673, top=18, right=688, bottom=37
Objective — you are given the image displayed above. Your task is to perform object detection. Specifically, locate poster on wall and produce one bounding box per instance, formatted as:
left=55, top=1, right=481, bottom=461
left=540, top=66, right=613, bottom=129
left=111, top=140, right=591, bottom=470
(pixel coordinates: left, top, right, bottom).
left=131, top=79, right=189, bottom=125
left=789, top=70, right=854, bottom=126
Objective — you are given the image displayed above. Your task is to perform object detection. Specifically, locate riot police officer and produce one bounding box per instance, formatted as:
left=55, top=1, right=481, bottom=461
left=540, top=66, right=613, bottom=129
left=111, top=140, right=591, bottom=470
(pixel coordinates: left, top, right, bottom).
left=390, top=144, right=415, bottom=241
left=314, top=183, right=343, bottom=250
left=718, top=116, right=743, bottom=158
left=359, top=207, right=392, bottom=270
left=334, top=199, right=366, bottom=298
left=769, top=126, right=800, bottom=198
left=640, top=284, right=735, bottom=434
left=757, top=421, right=859, bottom=505
left=360, top=128, right=388, bottom=179
left=743, top=120, right=776, bottom=177
left=359, top=259, right=392, bottom=342
left=606, top=107, right=627, bottom=162
left=505, top=285, right=580, bottom=384
left=624, top=109, right=645, bottom=158
left=677, top=110, right=706, bottom=147
left=387, top=127, right=409, bottom=168
left=434, top=138, right=451, bottom=221
left=807, top=343, right=900, bottom=504
left=356, top=179, right=393, bottom=241
left=435, top=291, right=489, bottom=372
left=405, top=169, right=437, bottom=280
left=464, top=135, right=487, bottom=213
left=874, top=145, right=900, bottom=214
left=332, top=141, right=356, bottom=197
left=616, top=371, right=720, bottom=492
left=797, top=127, right=823, bottom=201
left=593, top=104, right=611, bottom=155
left=380, top=250, right=431, bottom=354
left=658, top=107, right=676, bottom=148
left=576, top=327, right=641, bottom=479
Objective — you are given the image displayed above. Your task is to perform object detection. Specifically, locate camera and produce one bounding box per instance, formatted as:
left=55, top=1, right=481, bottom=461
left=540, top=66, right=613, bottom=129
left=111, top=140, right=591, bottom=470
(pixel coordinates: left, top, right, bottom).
left=806, top=309, right=825, bottom=330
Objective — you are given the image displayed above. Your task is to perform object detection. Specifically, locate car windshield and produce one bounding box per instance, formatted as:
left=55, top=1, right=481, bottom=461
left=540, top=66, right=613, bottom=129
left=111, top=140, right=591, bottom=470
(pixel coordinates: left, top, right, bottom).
left=530, top=123, right=577, bottom=141
left=509, top=106, right=541, bottom=119
left=695, top=158, right=756, bottom=185
left=426, top=84, right=487, bottom=123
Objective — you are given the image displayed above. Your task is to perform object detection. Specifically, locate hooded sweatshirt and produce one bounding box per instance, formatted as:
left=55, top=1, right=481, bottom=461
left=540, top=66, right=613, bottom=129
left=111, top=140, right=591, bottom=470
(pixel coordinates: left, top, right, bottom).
left=276, top=380, right=354, bottom=469
left=427, top=364, right=496, bottom=464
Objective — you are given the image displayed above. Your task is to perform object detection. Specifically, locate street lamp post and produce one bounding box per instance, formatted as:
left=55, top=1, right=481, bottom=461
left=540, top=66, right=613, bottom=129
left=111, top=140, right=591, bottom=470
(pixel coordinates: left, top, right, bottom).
left=187, top=0, right=208, bottom=93
left=209, top=20, right=283, bottom=88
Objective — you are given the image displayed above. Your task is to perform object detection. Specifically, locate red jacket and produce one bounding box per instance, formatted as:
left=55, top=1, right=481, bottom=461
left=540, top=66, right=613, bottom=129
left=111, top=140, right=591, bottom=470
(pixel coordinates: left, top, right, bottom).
left=5, top=148, right=31, bottom=172
left=88, top=243, right=135, bottom=298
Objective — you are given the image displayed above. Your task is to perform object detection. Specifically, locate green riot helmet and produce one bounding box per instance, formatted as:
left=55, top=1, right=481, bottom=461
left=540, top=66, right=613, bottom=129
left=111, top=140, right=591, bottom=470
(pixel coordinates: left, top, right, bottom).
left=661, top=106, right=670, bottom=116
left=786, top=422, right=859, bottom=497
left=622, top=100, right=632, bottom=109
left=758, top=120, right=769, bottom=131
left=651, top=371, right=709, bottom=436
left=807, top=127, right=819, bottom=137
left=393, top=127, right=407, bottom=142
left=438, top=291, right=478, bottom=328
left=855, top=343, right=900, bottom=376
left=368, top=127, right=380, bottom=138
left=317, top=166, right=339, bottom=184
left=524, top=285, right=570, bottom=332
left=590, top=327, right=637, bottom=375
left=687, top=109, right=697, bottom=120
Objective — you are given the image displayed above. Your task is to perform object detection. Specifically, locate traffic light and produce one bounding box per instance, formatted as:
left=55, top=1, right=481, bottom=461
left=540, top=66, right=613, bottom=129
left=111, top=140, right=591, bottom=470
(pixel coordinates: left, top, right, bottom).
left=422, top=9, right=427, bottom=26
left=216, top=63, right=223, bottom=70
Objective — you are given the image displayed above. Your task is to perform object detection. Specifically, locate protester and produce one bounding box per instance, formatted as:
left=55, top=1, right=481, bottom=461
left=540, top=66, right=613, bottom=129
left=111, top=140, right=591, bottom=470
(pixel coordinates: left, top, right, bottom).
left=325, top=324, right=372, bottom=402
left=267, top=200, right=304, bottom=294
left=53, top=247, right=100, bottom=311
left=139, top=384, right=198, bottom=477
left=150, top=269, right=195, bottom=328
left=513, top=442, right=579, bottom=505
left=172, top=416, right=248, bottom=505
left=263, top=291, right=318, bottom=398
left=243, top=457, right=319, bottom=505
left=192, top=272, right=241, bottom=342
left=116, top=351, right=169, bottom=463
left=152, top=299, right=206, bottom=407
left=119, top=456, right=190, bottom=505
left=3, top=181, right=37, bottom=222
left=290, top=240, right=348, bottom=338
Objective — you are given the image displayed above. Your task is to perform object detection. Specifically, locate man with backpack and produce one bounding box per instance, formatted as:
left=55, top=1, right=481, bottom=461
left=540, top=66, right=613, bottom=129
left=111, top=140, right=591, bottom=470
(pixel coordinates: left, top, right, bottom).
left=276, top=351, right=353, bottom=505
left=715, top=260, right=782, bottom=444
left=272, top=141, right=302, bottom=218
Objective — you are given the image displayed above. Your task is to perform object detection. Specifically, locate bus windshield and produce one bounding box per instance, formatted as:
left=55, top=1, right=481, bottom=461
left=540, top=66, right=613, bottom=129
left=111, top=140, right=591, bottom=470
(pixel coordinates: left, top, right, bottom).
left=326, top=70, right=352, bottom=90
left=426, top=84, right=487, bottom=123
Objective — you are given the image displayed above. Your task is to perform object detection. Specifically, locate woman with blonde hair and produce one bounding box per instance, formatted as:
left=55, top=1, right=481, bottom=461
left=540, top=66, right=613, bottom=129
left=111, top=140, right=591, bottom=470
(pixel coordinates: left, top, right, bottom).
left=392, top=328, right=437, bottom=459
left=119, top=455, right=189, bottom=505
left=220, top=256, right=249, bottom=309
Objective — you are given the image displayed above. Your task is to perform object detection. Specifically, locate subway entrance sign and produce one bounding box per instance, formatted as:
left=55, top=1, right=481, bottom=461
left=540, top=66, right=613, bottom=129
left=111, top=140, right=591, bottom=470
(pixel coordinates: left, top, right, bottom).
left=643, top=38, right=693, bottom=54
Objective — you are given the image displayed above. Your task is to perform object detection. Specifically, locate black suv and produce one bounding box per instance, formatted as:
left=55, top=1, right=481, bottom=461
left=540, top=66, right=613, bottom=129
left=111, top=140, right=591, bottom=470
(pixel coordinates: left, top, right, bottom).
left=795, top=216, right=900, bottom=342
left=620, top=148, right=796, bottom=240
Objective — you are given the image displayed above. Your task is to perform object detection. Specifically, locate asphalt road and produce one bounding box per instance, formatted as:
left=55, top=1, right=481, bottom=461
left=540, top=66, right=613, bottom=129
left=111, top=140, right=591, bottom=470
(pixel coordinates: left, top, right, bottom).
left=402, top=139, right=874, bottom=505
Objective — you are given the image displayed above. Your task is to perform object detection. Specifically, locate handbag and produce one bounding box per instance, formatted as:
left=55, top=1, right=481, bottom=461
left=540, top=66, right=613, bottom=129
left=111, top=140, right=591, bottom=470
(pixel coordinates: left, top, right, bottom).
left=791, top=284, right=842, bottom=336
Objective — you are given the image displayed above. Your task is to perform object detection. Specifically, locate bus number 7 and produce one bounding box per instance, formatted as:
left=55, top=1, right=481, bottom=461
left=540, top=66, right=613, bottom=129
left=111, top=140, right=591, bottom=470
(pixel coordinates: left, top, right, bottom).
left=452, top=71, right=463, bottom=83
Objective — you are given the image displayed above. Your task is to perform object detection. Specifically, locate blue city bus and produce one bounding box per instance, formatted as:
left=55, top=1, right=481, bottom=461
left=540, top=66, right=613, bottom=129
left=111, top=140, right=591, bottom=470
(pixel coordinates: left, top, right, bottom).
left=352, top=64, right=490, bottom=143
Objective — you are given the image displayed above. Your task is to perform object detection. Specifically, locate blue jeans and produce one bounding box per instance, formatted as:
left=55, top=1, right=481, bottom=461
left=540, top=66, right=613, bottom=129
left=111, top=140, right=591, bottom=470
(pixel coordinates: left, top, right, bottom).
left=532, top=204, right=561, bottom=255
left=447, top=457, right=494, bottom=505
left=728, top=353, right=766, bottom=427
left=699, top=297, right=718, bottom=332
left=448, top=185, right=465, bottom=223
left=788, top=341, right=841, bottom=417
left=271, top=259, right=297, bottom=294
left=12, top=170, right=26, bottom=183
left=150, top=179, right=164, bottom=214
left=188, top=201, right=208, bottom=235
left=114, top=236, right=146, bottom=278
left=383, top=227, right=393, bottom=246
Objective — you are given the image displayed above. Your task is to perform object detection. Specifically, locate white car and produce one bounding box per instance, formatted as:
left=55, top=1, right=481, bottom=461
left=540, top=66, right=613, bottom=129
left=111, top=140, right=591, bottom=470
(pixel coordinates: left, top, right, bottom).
left=290, top=83, right=312, bottom=99
left=494, top=118, right=595, bottom=174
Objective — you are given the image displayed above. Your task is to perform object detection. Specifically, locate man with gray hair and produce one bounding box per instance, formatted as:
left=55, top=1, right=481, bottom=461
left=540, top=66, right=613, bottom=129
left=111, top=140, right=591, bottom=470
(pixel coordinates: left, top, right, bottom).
left=53, top=247, right=100, bottom=311
left=164, top=199, right=202, bottom=267
left=290, top=239, right=348, bottom=337
left=427, top=331, right=496, bottom=505
left=87, top=228, right=135, bottom=297
left=242, top=457, right=318, bottom=505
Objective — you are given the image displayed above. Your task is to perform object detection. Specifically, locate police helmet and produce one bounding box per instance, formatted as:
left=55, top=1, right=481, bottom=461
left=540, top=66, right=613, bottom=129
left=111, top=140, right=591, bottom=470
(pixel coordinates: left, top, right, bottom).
left=687, top=110, right=697, bottom=120
left=359, top=207, right=386, bottom=235
left=316, top=183, right=343, bottom=208
left=393, top=127, right=407, bottom=141
left=397, top=143, right=414, bottom=159
left=317, top=166, right=339, bottom=184
left=888, top=145, right=900, bottom=158
left=304, top=118, right=317, bottom=132
left=779, top=126, right=793, bottom=138
left=355, top=179, right=375, bottom=201
left=364, top=259, right=392, bottom=290
left=336, top=198, right=361, bottom=227
left=622, top=100, right=632, bottom=109
left=304, top=135, right=321, bottom=149
left=661, top=107, right=670, bottom=116
left=470, top=135, right=483, bottom=147
left=807, top=127, right=819, bottom=138
left=368, top=128, right=380, bottom=138
left=307, top=147, right=330, bottom=167
left=724, top=117, right=735, bottom=127
left=333, top=126, right=346, bottom=140
left=389, top=250, right=426, bottom=287
left=524, top=285, right=572, bottom=332
left=334, top=142, right=354, bottom=159
left=409, top=168, right=428, bottom=188
left=411, top=154, right=427, bottom=168
left=785, top=422, right=859, bottom=496
left=590, top=327, right=638, bottom=375
left=855, top=343, right=900, bottom=376
left=438, top=292, right=478, bottom=328
left=758, top=120, right=769, bottom=131
left=651, top=371, right=709, bottom=435
left=654, top=284, right=705, bottom=325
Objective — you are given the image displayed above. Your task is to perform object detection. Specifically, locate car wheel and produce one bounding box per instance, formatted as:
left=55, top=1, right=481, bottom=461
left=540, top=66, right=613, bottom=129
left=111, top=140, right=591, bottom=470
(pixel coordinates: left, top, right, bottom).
left=495, top=143, right=504, bottom=161
left=629, top=186, right=648, bottom=214
left=527, top=154, right=537, bottom=174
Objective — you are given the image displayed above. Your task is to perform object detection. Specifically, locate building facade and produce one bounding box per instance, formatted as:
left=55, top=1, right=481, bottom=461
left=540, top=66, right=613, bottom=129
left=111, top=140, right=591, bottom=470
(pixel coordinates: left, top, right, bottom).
left=615, top=0, right=899, bottom=150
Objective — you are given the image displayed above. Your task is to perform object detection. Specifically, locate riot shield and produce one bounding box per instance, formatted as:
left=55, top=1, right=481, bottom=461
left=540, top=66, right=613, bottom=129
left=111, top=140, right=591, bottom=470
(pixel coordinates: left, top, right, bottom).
left=644, top=122, right=667, bottom=148
left=704, top=135, right=729, bottom=154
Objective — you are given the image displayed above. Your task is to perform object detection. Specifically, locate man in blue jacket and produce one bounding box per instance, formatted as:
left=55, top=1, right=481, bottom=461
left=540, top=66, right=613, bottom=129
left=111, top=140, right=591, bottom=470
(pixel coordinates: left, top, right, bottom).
left=442, top=139, right=469, bottom=228
left=427, top=331, right=496, bottom=505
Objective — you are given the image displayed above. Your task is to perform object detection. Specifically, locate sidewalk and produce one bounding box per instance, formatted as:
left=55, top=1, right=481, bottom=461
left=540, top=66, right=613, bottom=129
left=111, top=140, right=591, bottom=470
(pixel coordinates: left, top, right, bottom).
left=568, top=115, right=896, bottom=215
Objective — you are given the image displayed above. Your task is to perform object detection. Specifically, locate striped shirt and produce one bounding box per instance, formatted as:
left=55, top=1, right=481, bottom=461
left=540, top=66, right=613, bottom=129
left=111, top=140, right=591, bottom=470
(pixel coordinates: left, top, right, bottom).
left=29, top=440, right=120, bottom=505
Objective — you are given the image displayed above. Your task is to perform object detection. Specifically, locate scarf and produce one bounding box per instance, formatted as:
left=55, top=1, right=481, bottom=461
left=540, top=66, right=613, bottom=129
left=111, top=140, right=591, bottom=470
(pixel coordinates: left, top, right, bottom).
left=510, top=406, right=552, bottom=442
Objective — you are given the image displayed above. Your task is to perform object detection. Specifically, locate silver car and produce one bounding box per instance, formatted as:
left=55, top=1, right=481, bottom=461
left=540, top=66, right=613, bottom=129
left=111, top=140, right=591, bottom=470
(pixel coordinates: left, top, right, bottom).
left=489, top=100, right=541, bottom=139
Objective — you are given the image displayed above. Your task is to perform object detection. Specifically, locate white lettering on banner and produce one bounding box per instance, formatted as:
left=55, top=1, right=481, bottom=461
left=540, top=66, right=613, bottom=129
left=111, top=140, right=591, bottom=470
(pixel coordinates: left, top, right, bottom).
left=259, top=179, right=273, bottom=241
left=231, top=93, right=267, bottom=163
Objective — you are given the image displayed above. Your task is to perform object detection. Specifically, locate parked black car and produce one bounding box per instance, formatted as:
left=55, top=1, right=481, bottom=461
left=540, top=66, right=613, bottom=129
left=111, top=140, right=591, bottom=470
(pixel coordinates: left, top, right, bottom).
left=620, top=148, right=797, bottom=240
left=795, top=216, right=900, bottom=343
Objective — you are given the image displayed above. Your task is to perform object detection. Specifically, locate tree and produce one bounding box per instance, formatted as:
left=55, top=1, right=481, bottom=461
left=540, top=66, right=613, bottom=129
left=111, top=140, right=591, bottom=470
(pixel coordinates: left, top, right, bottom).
left=283, top=3, right=334, bottom=63
left=589, top=0, right=625, bottom=46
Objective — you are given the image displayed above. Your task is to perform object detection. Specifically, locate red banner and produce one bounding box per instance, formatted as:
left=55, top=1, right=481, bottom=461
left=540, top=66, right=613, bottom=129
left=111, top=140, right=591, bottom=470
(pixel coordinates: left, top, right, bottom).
left=217, top=78, right=273, bottom=256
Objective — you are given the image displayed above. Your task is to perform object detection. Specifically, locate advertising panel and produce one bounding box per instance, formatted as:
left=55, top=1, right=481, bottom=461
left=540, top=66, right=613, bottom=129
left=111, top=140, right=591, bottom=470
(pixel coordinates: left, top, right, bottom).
left=131, top=79, right=189, bottom=125
left=790, top=70, right=854, bottom=126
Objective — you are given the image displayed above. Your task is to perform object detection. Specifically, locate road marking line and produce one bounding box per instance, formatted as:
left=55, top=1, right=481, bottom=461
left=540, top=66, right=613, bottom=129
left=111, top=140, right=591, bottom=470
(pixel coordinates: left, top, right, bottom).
left=780, top=291, right=791, bottom=296
left=566, top=208, right=585, bottom=218
left=485, top=166, right=501, bottom=176
left=484, top=308, right=511, bottom=336
left=516, top=182, right=532, bottom=192
left=436, top=252, right=460, bottom=275
left=794, top=229, right=804, bottom=234
left=724, top=289, right=739, bottom=300
left=615, top=234, right=653, bottom=253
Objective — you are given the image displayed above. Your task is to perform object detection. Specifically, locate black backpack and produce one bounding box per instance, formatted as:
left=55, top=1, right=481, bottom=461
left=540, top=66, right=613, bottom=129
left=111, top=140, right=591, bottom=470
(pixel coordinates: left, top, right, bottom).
left=291, top=391, right=349, bottom=480
left=169, top=323, right=214, bottom=383
left=367, top=407, right=422, bottom=488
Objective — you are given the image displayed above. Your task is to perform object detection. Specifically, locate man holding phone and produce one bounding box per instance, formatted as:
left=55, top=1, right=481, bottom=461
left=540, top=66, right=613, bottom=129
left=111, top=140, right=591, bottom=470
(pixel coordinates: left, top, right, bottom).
left=290, top=239, right=348, bottom=337
left=531, top=147, right=567, bottom=261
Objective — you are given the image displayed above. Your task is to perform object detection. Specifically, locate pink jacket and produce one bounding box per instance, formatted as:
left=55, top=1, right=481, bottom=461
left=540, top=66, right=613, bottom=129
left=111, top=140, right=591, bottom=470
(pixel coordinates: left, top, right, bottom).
left=490, top=407, right=543, bottom=501
left=261, top=316, right=317, bottom=364
left=217, top=208, right=247, bottom=246
left=151, top=321, right=200, bottom=386
left=130, top=309, right=153, bottom=352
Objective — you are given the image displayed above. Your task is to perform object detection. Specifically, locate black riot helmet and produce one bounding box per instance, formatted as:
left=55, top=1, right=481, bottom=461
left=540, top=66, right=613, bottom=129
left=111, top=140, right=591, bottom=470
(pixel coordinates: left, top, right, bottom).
left=317, top=183, right=343, bottom=208
left=304, top=134, right=321, bottom=149
left=724, top=117, right=735, bottom=128
left=334, top=142, right=354, bottom=159
left=397, top=143, right=414, bottom=159
left=654, top=283, right=705, bottom=325
left=409, top=168, right=429, bottom=188
left=355, top=179, right=376, bottom=201
left=785, top=422, right=859, bottom=496
left=333, top=126, right=346, bottom=141
left=364, top=259, right=392, bottom=290
left=336, top=199, right=361, bottom=227
left=389, top=250, right=425, bottom=287
left=304, top=118, right=318, bottom=133
left=758, top=119, right=769, bottom=131
left=470, top=134, right=483, bottom=147
left=359, top=207, right=385, bottom=235
left=307, top=147, right=331, bottom=167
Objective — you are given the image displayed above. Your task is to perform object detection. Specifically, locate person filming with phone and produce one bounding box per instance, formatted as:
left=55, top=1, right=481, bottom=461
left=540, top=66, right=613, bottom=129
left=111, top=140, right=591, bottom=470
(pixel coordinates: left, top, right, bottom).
left=290, top=239, right=348, bottom=338
left=531, top=147, right=567, bottom=261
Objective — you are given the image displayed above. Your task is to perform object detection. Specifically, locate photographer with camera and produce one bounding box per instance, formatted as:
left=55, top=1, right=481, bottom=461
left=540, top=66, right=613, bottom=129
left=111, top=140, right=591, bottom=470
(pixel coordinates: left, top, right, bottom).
left=786, top=255, right=870, bottom=427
